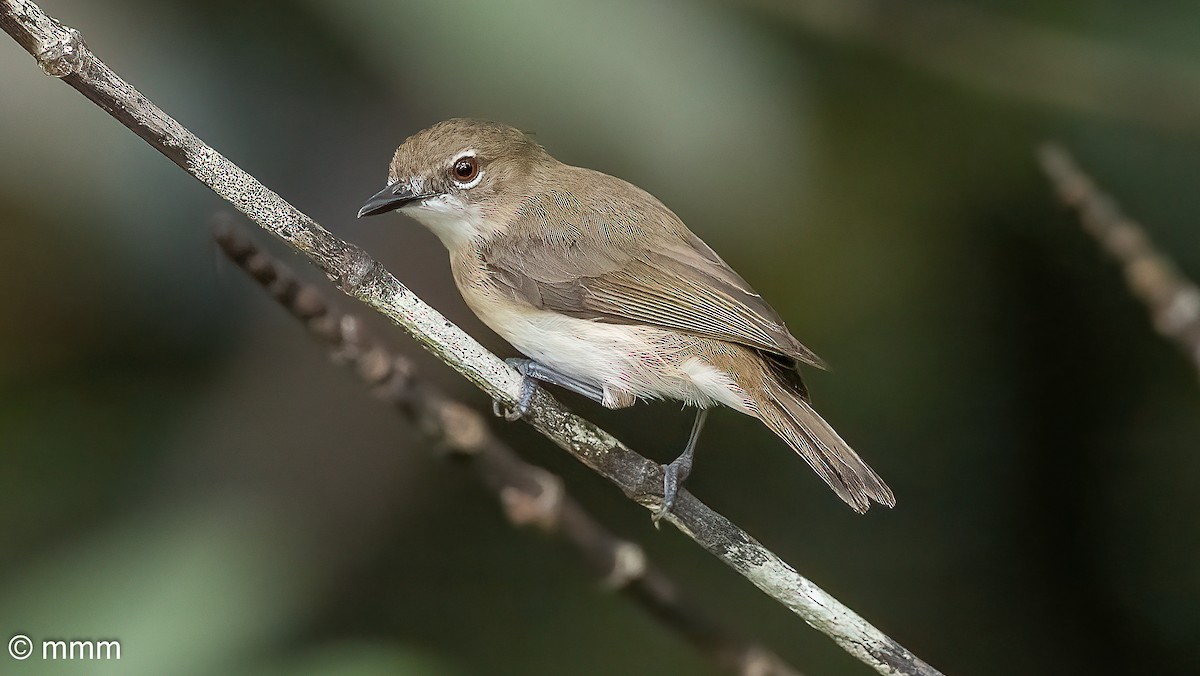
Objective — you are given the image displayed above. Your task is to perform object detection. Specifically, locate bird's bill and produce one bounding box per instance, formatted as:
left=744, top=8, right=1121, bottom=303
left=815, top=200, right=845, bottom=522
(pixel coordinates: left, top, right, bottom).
left=356, top=182, right=440, bottom=218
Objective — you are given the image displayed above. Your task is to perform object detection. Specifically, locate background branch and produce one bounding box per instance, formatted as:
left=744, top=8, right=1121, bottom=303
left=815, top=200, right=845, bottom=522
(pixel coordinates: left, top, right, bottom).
left=214, top=221, right=801, bottom=676
left=0, top=2, right=938, bottom=674
left=1039, top=144, right=1200, bottom=379
left=744, top=0, right=1200, bottom=137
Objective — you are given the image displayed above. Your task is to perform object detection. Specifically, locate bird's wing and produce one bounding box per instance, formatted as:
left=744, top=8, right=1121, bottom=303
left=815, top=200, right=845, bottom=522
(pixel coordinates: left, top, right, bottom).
left=481, top=185, right=825, bottom=368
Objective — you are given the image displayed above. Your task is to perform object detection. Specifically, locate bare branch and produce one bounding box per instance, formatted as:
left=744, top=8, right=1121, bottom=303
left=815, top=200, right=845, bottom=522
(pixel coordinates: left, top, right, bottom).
left=0, top=2, right=940, bottom=674
left=1038, top=144, right=1200, bottom=379
left=743, top=0, right=1200, bottom=136
left=213, top=222, right=802, bottom=676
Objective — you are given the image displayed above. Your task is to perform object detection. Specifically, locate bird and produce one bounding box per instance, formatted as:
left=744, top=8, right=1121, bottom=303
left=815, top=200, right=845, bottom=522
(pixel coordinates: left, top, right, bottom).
left=357, top=118, right=894, bottom=519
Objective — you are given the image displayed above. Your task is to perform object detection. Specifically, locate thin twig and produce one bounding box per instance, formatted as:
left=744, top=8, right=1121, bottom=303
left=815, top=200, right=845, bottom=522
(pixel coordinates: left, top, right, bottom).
left=214, top=221, right=801, bottom=676
left=1038, top=143, right=1200, bottom=378
left=0, top=3, right=939, bottom=674
left=742, top=0, right=1200, bottom=136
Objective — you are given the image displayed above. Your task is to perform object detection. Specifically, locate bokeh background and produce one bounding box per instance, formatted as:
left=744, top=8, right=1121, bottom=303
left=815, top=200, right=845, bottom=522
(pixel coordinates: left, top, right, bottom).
left=3, top=0, right=1200, bottom=674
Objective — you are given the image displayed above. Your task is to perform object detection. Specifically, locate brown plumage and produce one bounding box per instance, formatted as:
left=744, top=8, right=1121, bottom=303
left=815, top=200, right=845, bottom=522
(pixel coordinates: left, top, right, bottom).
left=359, top=118, right=894, bottom=513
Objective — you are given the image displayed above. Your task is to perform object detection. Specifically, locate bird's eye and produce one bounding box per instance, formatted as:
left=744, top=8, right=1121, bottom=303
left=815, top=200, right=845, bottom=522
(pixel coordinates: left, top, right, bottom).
left=452, top=156, right=480, bottom=184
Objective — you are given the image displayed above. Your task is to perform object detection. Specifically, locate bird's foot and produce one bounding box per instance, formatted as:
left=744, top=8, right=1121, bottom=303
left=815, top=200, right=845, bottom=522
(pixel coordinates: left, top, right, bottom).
left=652, top=450, right=695, bottom=526
left=652, top=408, right=707, bottom=527
left=494, top=358, right=611, bottom=420
left=493, top=358, right=538, bottom=421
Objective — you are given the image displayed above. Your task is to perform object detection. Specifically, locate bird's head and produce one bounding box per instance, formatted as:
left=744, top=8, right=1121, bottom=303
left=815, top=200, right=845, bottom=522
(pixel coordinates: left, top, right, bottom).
left=357, top=118, right=550, bottom=248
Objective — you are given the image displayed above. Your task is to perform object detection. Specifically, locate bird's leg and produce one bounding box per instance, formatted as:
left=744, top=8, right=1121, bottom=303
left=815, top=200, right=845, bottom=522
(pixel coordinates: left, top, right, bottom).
left=493, top=358, right=606, bottom=421
left=654, top=407, right=709, bottom=524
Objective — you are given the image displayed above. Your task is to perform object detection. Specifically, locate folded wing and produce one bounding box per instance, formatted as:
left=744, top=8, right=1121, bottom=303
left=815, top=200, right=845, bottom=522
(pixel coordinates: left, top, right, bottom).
left=483, top=184, right=825, bottom=370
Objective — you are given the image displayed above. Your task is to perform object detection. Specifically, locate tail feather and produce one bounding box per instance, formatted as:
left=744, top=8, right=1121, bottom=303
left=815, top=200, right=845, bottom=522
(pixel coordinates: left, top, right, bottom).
left=755, top=377, right=895, bottom=513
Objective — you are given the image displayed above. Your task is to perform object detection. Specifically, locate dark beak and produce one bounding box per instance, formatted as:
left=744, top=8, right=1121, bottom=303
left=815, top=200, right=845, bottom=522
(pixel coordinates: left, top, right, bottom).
left=356, top=182, right=439, bottom=218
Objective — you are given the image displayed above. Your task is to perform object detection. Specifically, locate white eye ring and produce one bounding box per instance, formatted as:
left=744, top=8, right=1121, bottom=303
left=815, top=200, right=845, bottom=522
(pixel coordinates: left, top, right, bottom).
left=450, top=151, right=483, bottom=189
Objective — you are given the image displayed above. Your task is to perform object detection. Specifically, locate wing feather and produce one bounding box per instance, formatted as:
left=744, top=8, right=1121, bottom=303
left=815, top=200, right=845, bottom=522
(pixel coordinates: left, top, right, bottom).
left=483, top=179, right=825, bottom=369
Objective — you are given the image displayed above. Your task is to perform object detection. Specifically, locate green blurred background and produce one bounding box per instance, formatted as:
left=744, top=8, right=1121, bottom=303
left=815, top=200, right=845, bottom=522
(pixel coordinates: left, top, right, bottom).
left=3, top=0, right=1200, bottom=674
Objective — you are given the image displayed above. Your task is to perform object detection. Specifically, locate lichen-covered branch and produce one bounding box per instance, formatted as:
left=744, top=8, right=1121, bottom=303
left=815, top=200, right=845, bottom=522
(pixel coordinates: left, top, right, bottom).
left=214, top=222, right=802, bottom=676
left=1039, top=144, right=1200, bottom=379
left=0, top=2, right=940, bottom=674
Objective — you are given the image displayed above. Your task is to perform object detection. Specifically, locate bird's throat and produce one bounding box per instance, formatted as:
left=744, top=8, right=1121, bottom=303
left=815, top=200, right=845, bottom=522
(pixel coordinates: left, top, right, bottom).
left=405, top=195, right=495, bottom=250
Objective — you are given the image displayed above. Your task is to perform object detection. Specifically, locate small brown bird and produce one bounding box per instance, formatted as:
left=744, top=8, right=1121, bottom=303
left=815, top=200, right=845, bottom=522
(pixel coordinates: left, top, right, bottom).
left=358, top=119, right=894, bottom=518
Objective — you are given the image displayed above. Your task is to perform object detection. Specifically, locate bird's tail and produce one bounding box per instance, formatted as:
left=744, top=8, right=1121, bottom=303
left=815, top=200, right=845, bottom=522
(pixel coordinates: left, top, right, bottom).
left=750, top=375, right=895, bottom=513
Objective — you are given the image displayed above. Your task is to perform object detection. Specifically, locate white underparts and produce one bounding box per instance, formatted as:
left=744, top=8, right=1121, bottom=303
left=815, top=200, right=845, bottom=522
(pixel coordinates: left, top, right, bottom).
left=470, top=303, right=756, bottom=415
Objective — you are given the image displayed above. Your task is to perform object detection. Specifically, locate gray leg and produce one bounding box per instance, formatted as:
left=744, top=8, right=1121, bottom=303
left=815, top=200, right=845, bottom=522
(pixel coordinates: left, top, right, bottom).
left=654, top=407, right=709, bottom=524
left=493, top=358, right=606, bottom=421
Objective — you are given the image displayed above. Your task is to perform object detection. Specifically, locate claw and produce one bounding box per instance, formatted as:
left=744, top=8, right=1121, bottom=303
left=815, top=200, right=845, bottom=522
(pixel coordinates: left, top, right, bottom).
left=504, top=400, right=526, bottom=421
left=494, top=362, right=537, bottom=421
left=652, top=457, right=689, bottom=526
